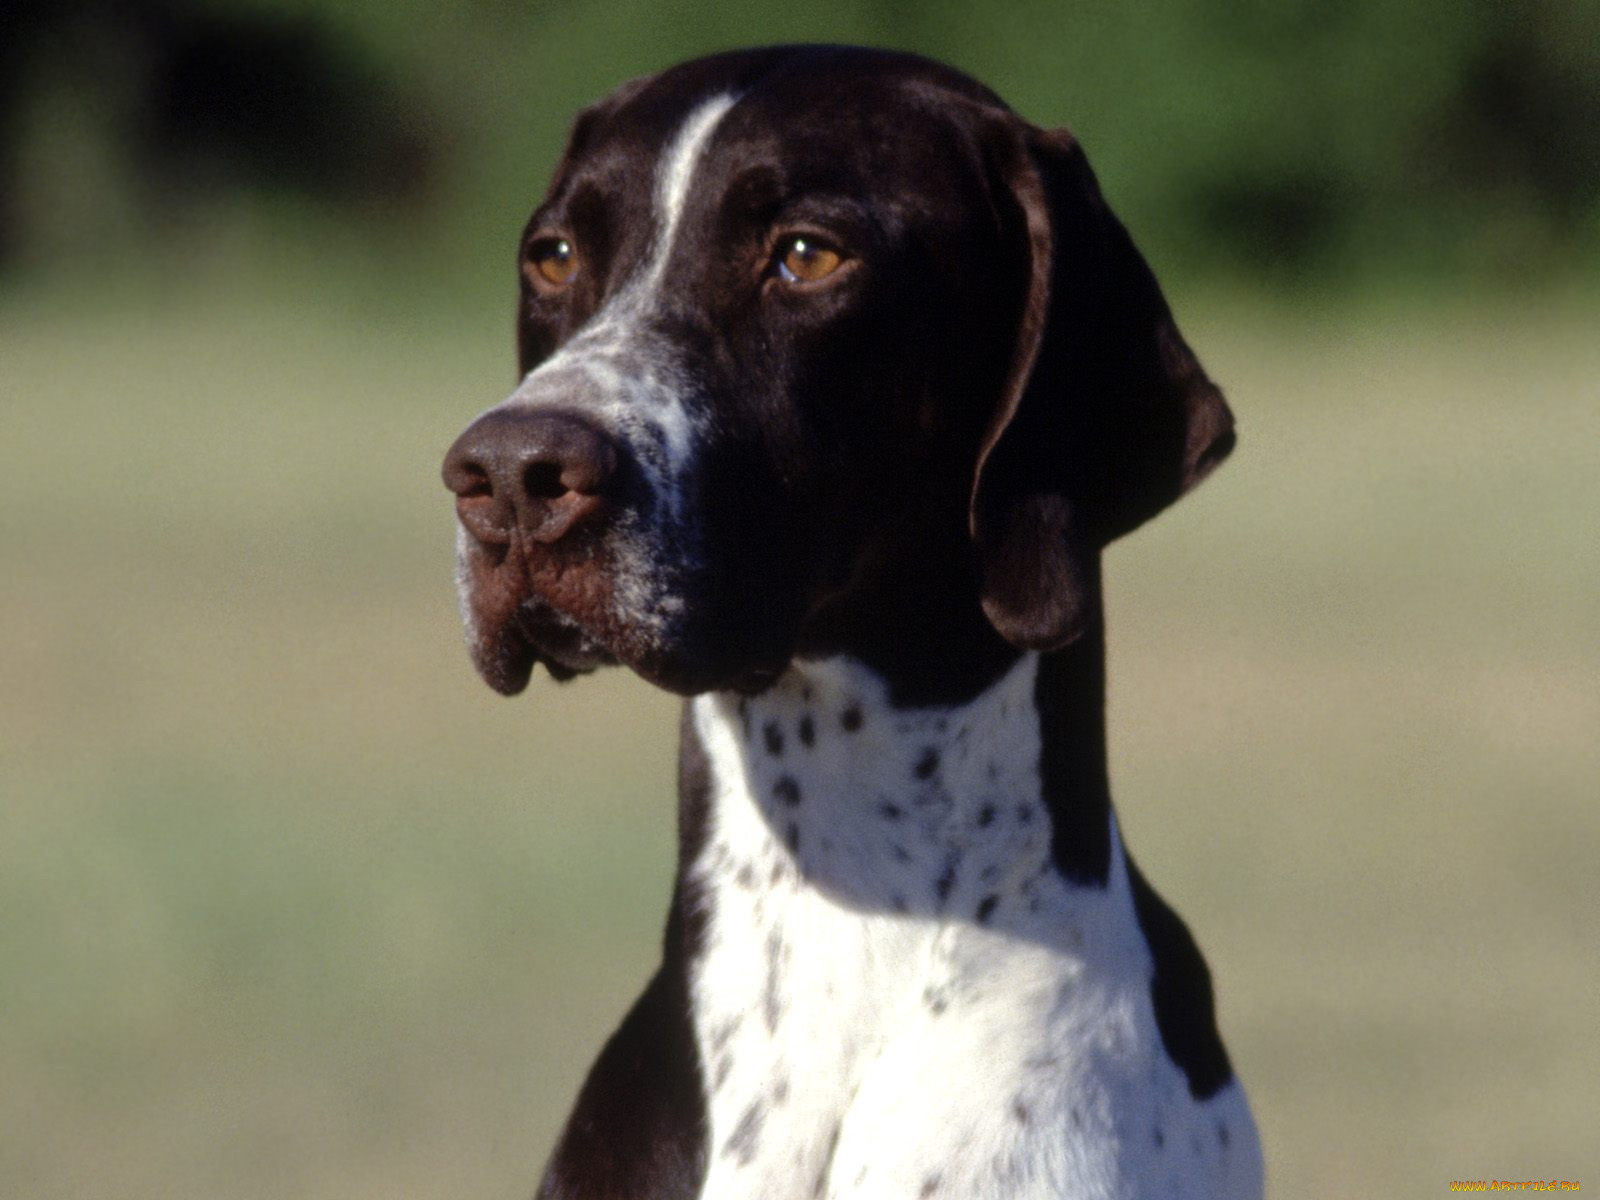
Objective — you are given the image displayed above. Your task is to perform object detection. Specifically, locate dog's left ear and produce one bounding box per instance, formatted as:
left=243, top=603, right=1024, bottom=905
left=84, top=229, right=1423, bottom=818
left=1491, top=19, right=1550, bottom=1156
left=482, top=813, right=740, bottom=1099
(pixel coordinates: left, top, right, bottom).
left=971, top=124, right=1235, bottom=651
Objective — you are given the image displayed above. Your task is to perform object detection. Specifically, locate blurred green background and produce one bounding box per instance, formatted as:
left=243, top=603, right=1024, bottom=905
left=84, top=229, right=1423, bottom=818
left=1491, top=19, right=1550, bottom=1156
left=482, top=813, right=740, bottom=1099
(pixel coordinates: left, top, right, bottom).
left=2, top=1, right=1596, bottom=1197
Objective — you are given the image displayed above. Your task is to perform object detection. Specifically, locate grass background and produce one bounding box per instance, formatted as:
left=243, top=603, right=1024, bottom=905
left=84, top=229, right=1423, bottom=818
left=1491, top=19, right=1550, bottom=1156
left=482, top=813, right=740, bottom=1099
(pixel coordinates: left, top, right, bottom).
left=3, top=271, right=1595, bottom=1197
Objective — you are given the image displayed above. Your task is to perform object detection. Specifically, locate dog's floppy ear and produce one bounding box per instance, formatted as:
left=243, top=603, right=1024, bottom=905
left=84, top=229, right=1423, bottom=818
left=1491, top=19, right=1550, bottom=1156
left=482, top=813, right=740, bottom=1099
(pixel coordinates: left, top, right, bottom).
left=970, top=124, right=1235, bottom=650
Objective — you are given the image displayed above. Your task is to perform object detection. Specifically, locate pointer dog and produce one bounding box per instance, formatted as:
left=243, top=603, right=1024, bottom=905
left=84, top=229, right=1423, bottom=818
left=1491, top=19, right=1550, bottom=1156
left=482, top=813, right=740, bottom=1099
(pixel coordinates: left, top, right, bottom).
left=443, top=45, right=1262, bottom=1200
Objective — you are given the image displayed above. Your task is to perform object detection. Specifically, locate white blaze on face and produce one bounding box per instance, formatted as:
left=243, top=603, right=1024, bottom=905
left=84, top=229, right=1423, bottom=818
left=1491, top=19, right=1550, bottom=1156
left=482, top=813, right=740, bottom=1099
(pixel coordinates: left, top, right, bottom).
left=498, top=91, right=741, bottom=488
left=619, top=89, right=740, bottom=477
left=641, top=91, right=739, bottom=296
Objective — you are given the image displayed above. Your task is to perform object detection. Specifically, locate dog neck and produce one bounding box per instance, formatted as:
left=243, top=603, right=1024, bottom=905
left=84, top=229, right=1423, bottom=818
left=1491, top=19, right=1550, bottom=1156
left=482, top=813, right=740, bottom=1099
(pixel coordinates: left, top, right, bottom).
left=681, top=616, right=1114, bottom=902
left=685, top=642, right=1112, bottom=919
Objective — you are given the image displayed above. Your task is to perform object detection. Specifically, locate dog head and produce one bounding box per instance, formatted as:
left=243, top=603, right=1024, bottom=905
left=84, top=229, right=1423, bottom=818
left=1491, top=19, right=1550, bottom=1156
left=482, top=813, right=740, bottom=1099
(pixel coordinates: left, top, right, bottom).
left=443, top=46, right=1232, bottom=697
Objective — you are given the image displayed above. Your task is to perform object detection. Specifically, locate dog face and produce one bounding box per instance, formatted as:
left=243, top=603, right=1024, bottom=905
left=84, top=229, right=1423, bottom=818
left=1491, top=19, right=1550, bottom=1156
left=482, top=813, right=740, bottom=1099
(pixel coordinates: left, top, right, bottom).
left=443, top=46, right=1233, bottom=698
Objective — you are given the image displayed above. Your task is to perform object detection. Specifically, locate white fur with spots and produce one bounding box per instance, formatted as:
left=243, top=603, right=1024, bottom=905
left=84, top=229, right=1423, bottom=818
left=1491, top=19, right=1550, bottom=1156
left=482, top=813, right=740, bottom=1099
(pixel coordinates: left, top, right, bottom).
left=689, top=654, right=1262, bottom=1200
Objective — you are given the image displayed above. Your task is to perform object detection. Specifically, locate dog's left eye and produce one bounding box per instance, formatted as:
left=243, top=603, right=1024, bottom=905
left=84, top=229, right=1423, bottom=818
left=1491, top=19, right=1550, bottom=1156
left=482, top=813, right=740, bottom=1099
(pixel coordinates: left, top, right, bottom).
left=772, top=235, right=844, bottom=284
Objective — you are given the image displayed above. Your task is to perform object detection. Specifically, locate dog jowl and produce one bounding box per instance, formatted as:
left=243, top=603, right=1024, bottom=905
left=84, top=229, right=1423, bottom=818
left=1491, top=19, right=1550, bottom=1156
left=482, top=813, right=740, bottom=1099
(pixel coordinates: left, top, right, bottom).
left=443, top=44, right=1260, bottom=1200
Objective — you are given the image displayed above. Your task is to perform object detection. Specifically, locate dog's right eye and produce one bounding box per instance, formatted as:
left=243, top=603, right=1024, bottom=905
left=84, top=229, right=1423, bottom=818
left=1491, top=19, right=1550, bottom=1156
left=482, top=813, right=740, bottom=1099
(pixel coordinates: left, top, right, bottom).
left=772, top=235, right=845, bottom=285
left=525, top=237, right=579, bottom=291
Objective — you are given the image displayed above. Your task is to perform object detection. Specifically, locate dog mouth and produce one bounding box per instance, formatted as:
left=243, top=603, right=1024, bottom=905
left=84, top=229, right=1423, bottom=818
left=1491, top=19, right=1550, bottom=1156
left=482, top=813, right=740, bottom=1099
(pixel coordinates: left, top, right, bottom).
left=469, top=590, right=620, bottom=695
left=454, top=507, right=804, bottom=699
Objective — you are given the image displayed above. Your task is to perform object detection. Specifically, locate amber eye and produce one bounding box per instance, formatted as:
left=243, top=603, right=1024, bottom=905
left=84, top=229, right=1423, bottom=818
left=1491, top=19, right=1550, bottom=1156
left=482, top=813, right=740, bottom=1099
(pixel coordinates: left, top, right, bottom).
left=525, top=236, right=578, bottom=289
left=774, top=235, right=844, bottom=284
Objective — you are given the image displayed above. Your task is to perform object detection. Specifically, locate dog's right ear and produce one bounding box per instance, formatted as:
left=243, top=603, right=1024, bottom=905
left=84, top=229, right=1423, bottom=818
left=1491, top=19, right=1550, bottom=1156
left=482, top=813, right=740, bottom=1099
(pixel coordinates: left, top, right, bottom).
left=970, top=123, right=1235, bottom=651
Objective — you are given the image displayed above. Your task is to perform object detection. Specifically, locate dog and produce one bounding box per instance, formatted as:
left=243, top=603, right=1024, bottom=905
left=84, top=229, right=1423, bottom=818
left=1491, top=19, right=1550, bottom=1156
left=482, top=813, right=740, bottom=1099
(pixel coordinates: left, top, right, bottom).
left=442, top=45, right=1262, bottom=1200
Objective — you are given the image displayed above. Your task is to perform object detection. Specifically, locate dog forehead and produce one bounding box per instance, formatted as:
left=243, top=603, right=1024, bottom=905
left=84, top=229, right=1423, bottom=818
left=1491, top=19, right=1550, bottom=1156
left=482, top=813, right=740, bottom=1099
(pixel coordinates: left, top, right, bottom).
left=559, top=47, right=1009, bottom=196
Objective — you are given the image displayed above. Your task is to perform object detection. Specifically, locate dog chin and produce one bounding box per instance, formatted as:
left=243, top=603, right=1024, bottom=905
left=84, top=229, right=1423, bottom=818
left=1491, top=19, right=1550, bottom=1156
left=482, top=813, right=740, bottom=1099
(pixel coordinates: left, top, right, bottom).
left=629, top=646, right=789, bottom=699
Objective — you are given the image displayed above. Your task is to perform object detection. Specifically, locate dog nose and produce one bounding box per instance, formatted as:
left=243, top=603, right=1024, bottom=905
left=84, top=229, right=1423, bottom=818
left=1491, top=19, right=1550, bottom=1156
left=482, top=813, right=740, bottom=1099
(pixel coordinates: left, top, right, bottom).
left=442, top=409, right=619, bottom=546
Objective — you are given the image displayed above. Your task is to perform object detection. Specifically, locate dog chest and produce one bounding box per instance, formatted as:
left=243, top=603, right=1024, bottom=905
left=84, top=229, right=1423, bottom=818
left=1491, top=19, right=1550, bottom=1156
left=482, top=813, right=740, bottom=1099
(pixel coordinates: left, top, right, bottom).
left=683, top=656, right=1258, bottom=1199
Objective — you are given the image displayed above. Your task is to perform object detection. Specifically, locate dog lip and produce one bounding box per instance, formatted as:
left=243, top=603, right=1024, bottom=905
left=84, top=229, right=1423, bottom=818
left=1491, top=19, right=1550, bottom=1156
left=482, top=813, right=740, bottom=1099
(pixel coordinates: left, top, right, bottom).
left=457, top=532, right=619, bottom=692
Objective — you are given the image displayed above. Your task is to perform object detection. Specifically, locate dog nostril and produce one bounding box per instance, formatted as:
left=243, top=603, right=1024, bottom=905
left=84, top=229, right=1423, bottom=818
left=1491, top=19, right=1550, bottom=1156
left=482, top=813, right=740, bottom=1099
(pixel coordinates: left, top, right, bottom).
left=524, top=461, right=569, bottom=500
left=452, top=464, right=494, bottom=500
left=551, top=437, right=617, bottom=498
